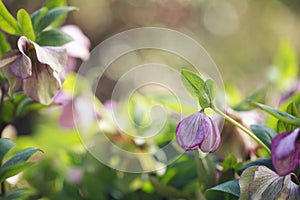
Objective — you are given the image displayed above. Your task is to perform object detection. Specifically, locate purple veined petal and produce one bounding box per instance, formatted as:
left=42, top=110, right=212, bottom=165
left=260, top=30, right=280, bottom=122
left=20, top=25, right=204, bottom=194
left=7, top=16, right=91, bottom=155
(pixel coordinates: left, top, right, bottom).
left=23, top=64, right=61, bottom=105
left=0, top=50, right=23, bottom=95
left=1, top=65, right=22, bottom=95
left=61, top=25, right=91, bottom=61
left=176, top=111, right=209, bottom=151
left=200, top=117, right=221, bottom=152
left=249, top=166, right=284, bottom=199
left=272, top=143, right=300, bottom=176
left=0, top=50, right=20, bottom=68
left=9, top=54, right=32, bottom=79
left=18, top=36, right=67, bottom=73
left=34, top=44, right=67, bottom=73
left=277, top=175, right=300, bottom=199
left=273, top=128, right=299, bottom=159
left=271, top=128, right=300, bottom=176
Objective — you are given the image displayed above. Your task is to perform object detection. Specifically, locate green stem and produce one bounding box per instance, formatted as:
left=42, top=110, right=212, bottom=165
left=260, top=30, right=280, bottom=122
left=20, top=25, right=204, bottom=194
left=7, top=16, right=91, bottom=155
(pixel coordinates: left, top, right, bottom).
left=194, top=151, right=208, bottom=200
left=212, top=106, right=271, bottom=155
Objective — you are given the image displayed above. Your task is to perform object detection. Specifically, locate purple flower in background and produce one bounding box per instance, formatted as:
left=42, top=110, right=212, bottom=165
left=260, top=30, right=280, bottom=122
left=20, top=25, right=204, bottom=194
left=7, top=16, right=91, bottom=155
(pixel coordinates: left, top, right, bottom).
left=271, top=127, right=300, bottom=176
left=59, top=25, right=91, bottom=79
left=53, top=91, right=98, bottom=129
left=176, top=109, right=220, bottom=152
left=61, top=25, right=90, bottom=61
left=0, top=36, right=67, bottom=105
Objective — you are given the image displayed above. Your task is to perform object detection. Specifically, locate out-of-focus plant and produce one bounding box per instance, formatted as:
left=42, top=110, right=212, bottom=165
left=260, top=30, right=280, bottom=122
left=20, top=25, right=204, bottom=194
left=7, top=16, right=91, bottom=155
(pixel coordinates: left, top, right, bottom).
left=0, top=0, right=90, bottom=198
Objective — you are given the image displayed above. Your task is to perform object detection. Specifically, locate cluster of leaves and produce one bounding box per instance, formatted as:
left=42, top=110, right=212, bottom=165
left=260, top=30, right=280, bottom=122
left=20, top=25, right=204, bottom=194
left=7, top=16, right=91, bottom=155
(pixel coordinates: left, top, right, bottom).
left=0, top=0, right=76, bottom=55
left=0, top=139, right=41, bottom=199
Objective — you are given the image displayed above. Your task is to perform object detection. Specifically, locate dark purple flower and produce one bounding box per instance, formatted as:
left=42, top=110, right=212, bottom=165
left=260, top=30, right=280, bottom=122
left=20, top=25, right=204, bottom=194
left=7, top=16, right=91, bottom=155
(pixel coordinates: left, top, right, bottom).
left=271, top=128, right=300, bottom=176
left=176, top=109, right=220, bottom=152
left=0, top=36, right=67, bottom=105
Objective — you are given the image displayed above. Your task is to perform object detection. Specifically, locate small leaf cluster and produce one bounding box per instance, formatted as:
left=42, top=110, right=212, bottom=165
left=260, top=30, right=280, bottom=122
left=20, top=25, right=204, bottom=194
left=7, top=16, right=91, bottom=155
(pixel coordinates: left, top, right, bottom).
left=0, top=0, right=77, bottom=49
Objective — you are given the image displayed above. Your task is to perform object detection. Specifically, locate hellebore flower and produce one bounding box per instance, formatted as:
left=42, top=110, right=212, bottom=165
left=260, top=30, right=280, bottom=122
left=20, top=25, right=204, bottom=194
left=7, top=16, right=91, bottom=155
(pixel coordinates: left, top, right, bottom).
left=271, top=127, right=300, bottom=176
left=0, top=36, right=67, bottom=105
left=240, top=166, right=300, bottom=199
left=176, top=109, right=220, bottom=152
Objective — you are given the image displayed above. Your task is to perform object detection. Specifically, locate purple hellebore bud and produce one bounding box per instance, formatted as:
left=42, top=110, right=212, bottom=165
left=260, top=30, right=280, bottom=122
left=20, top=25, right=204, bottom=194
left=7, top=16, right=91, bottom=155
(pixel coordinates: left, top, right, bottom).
left=271, top=127, right=300, bottom=176
left=0, top=36, right=67, bottom=105
left=176, top=109, right=221, bottom=152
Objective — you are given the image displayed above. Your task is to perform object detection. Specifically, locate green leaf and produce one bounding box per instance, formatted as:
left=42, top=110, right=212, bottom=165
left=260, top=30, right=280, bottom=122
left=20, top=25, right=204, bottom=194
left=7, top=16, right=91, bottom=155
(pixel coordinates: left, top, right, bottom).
left=0, top=0, right=21, bottom=35
left=0, top=139, right=15, bottom=162
left=219, top=169, right=235, bottom=184
left=204, top=79, right=216, bottom=101
left=251, top=101, right=300, bottom=126
left=2, top=147, right=41, bottom=168
left=36, top=29, right=73, bottom=46
left=31, top=7, right=48, bottom=31
left=0, top=147, right=42, bottom=182
left=233, top=89, right=266, bottom=111
left=44, top=0, right=67, bottom=9
left=277, top=102, right=300, bottom=132
left=1, top=100, right=15, bottom=123
left=36, top=6, right=78, bottom=33
left=221, top=154, right=241, bottom=171
left=43, top=0, right=68, bottom=28
left=3, top=188, right=33, bottom=200
left=0, top=162, right=32, bottom=183
left=286, top=102, right=300, bottom=118
left=195, top=154, right=216, bottom=189
left=205, top=180, right=240, bottom=200
left=0, top=31, right=11, bottom=57
left=149, top=176, right=190, bottom=199
left=250, top=125, right=276, bottom=149
left=17, top=9, right=35, bottom=41
left=181, top=69, right=210, bottom=108
left=237, top=158, right=274, bottom=175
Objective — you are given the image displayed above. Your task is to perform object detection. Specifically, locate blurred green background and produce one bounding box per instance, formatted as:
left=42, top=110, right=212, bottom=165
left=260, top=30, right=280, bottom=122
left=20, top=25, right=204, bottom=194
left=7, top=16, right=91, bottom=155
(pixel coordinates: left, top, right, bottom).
left=4, top=0, right=300, bottom=91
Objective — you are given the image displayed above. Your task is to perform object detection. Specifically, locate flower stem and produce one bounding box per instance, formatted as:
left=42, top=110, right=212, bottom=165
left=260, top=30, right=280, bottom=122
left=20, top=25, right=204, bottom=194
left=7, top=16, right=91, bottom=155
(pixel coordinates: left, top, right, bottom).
left=194, top=151, right=208, bottom=200
left=212, top=106, right=271, bottom=155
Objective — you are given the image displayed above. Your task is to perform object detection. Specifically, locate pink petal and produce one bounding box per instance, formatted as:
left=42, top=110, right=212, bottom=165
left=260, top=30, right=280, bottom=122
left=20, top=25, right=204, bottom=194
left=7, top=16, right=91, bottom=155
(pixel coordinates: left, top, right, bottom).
left=53, top=90, right=71, bottom=105
left=59, top=100, right=75, bottom=128
left=61, top=25, right=90, bottom=60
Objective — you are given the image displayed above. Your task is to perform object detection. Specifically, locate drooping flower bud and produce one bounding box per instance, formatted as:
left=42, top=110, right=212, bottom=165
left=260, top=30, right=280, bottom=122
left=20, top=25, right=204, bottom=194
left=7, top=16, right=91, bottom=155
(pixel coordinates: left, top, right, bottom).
left=176, top=109, right=220, bottom=152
